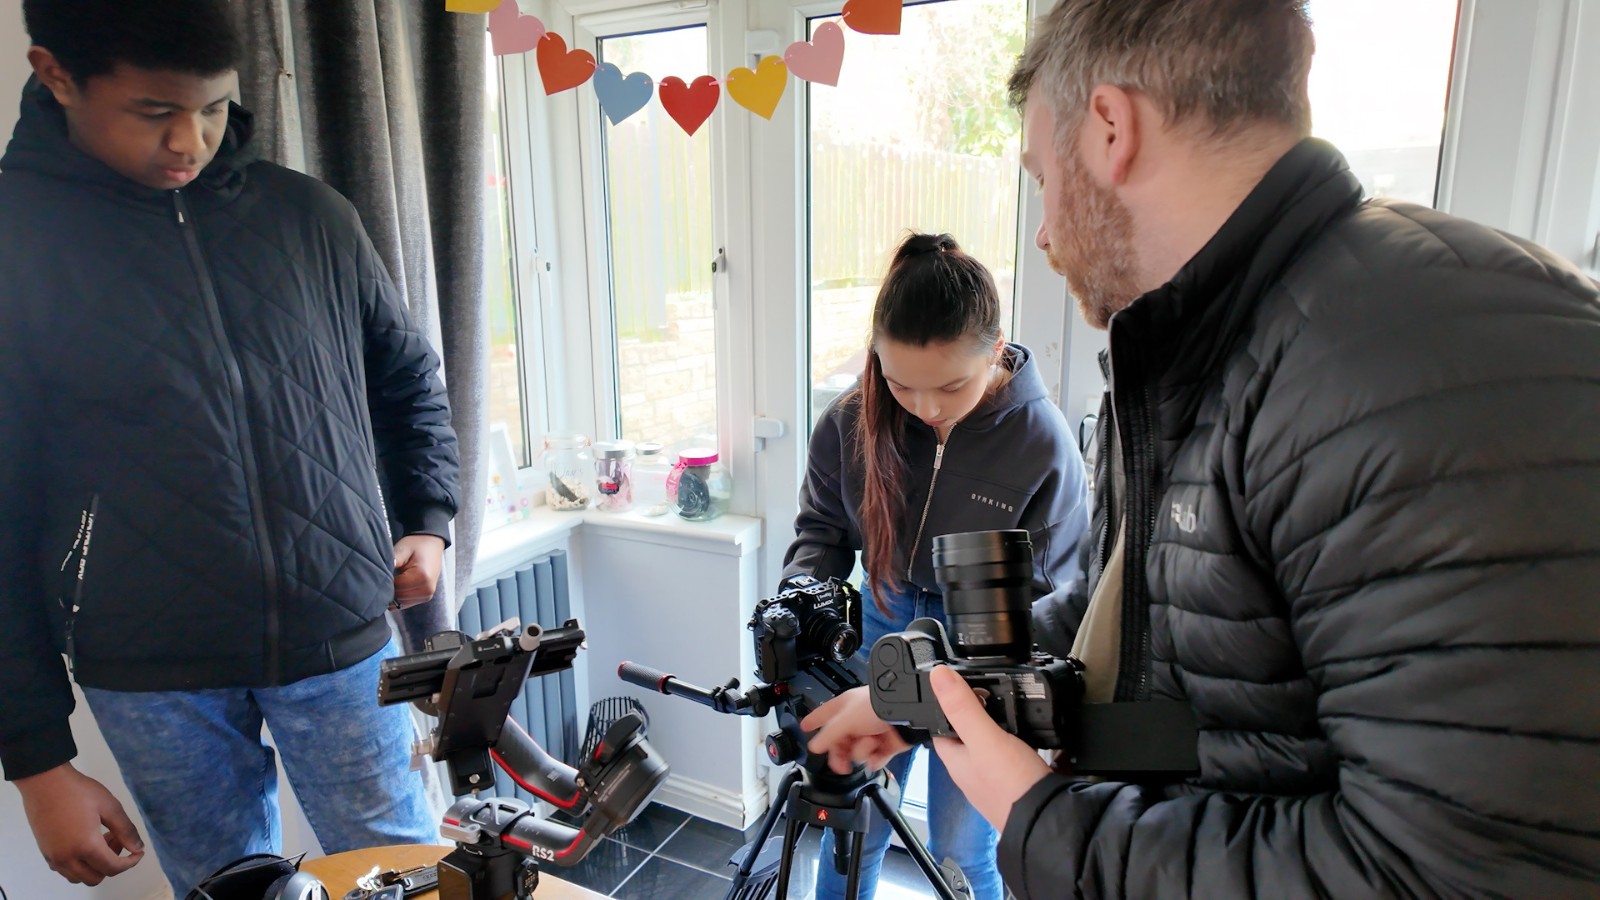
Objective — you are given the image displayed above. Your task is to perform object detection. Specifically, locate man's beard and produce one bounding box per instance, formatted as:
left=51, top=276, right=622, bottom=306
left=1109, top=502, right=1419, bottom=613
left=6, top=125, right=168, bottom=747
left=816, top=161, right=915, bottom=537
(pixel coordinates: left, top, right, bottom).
left=1048, top=146, right=1143, bottom=330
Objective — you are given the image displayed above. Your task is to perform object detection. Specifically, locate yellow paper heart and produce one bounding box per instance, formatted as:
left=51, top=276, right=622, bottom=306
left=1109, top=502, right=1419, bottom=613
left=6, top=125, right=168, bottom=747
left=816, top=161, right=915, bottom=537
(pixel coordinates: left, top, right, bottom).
left=446, top=0, right=502, bottom=12
left=726, top=56, right=789, bottom=120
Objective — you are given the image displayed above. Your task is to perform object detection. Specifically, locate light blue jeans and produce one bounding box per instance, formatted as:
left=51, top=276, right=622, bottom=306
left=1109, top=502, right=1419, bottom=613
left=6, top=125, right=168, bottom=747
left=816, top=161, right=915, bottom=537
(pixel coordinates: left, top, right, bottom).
left=83, top=639, right=434, bottom=896
left=814, top=583, right=1003, bottom=900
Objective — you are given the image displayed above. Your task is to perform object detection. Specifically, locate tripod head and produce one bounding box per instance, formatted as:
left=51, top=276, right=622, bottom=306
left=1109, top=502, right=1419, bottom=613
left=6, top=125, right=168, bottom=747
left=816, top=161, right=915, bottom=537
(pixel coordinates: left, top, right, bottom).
left=618, top=574, right=866, bottom=776
left=379, top=620, right=669, bottom=899
left=617, top=576, right=970, bottom=900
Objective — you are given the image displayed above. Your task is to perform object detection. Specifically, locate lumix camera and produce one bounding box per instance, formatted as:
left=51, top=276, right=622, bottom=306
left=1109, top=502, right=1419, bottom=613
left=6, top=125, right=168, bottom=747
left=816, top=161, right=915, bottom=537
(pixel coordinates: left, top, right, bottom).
left=869, top=530, right=1082, bottom=748
left=749, top=574, right=863, bottom=684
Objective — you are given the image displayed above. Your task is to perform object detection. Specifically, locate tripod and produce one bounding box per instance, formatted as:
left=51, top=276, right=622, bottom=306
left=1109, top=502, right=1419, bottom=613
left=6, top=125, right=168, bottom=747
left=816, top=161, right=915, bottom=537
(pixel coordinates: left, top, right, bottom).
left=618, top=660, right=969, bottom=900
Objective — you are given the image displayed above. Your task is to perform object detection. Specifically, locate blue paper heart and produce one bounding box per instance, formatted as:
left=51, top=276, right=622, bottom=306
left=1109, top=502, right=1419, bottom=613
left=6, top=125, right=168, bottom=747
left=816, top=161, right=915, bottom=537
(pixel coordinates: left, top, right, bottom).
left=593, top=63, right=654, bottom=126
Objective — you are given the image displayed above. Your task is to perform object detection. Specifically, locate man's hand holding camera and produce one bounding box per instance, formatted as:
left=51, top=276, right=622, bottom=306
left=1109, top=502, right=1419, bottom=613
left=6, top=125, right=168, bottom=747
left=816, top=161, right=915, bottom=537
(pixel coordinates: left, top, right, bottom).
left=803, top=670, right=1051, bottom=831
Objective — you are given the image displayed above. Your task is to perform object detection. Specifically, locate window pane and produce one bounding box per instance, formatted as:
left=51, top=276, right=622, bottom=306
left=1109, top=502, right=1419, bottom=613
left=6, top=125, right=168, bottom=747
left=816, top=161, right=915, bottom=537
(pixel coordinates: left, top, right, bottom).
left=485, top=40, right=528, bottom=466
left=600, top=27, right=718, bottom=455
left=1308, top=0, right=1460, bottom=205
left=806, top=0, right=1028, bottom=425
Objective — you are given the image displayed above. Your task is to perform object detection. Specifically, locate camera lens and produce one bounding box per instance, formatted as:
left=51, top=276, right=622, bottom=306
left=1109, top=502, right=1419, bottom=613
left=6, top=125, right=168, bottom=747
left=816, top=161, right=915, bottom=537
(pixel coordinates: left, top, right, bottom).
left=822, top=622, right=861, bottom=662
left=932, top=529, right=1034, bottom=663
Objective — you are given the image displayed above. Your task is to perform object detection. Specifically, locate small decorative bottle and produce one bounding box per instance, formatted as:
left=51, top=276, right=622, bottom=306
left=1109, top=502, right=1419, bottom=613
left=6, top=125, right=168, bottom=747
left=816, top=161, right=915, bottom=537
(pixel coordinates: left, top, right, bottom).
left=667, top=448, right=732, bottom=521
left=592, top=440, right=636, bottom=512
left=633, top=442, right=672, bottom=517
left=540, top=434, right=592, bottom=511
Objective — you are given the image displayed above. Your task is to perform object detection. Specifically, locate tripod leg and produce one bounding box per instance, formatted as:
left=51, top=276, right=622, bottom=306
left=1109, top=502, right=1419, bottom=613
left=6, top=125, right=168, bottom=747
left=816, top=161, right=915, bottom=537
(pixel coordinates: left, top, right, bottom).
left=731, top=768, right=804, bottom=890
left=864, top=783, right=966, bottom=900
left=843, top=823, right=867, bottom=900
left=773, top=801, right=806, bottom=900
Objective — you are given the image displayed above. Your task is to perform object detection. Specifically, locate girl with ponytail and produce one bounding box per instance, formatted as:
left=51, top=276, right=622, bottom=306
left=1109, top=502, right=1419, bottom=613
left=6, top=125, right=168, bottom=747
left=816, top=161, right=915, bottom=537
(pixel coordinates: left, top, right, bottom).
left=783, top=232, right=1089, bottom=900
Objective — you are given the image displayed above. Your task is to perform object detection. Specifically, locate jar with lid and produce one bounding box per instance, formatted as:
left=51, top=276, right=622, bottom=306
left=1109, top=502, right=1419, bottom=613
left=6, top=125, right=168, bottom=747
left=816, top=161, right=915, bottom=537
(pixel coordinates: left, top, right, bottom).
left=592, top=440, right=636, bottom=512
left=667, top=447, right=731, bottom=521
left=540, top=434, right=592, bottom=511
left=633, top=442, right=672, bottom=517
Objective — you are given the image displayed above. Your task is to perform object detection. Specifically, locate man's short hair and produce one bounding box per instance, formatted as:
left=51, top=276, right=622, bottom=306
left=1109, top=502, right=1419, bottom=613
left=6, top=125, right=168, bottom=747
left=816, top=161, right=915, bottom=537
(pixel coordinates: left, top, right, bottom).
left=1009, top=0, right=1315, bottom=140
left=22, top=0, right=243, bottom=84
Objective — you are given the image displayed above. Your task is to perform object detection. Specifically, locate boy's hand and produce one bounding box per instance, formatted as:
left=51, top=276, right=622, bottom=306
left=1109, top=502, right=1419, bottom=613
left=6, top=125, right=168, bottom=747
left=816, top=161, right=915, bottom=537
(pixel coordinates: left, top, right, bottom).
left=392, top=534, right=446, bottom=609
left=17, top=763, right=144, bottom=885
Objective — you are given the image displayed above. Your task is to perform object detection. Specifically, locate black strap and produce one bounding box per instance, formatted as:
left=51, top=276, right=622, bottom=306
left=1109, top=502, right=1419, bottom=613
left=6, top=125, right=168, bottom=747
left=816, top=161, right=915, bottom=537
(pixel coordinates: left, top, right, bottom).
left=1070, top=700, right=1201, bottom=777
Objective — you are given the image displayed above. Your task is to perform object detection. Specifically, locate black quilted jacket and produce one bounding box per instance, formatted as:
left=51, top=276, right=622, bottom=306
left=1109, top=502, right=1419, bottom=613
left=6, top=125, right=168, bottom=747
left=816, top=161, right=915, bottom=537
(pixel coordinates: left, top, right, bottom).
left=0, top=82, right=460, bottom=780
left=1012, top=140, right=1600, bottom=897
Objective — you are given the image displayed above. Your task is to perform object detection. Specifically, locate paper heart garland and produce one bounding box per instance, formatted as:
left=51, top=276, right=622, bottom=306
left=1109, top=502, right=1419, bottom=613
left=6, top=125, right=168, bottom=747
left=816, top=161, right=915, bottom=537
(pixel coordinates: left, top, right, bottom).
left=594, top=63, right=655, bottom=126
left=726, top=56, right=788, bottom=120
left=658, top=75, right=720, bottom=136
left=784, top=22, right=845, bottom=86
left=489, top=1, right=544, bottom=56
left=536, top=32, right=597, bottom=95
left=841, top=0, right=903, bottom=35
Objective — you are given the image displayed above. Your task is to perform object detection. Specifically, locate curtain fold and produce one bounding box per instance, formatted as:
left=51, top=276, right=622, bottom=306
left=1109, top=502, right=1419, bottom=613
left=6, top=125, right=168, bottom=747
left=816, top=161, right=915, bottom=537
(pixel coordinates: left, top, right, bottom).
left=237, top=0, right=489, bottom=650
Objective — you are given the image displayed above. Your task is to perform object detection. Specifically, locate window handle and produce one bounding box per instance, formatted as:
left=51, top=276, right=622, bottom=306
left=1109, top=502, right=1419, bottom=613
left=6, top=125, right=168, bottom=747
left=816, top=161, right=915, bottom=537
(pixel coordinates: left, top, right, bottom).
left=754, top=416, right=786, bottom=452
left=711, top=247, right=726, bottom=274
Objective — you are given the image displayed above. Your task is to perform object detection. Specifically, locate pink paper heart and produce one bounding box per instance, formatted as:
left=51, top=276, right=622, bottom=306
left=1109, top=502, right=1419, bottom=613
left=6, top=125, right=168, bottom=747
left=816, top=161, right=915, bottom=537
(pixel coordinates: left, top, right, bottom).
left=489, top=0, right=545, bottom=56
left=785, top=21, right=845, bottom=87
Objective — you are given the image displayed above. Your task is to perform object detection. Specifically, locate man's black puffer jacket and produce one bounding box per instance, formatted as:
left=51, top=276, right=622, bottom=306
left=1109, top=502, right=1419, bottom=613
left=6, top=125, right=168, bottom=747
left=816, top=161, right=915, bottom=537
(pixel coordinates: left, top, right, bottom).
left=1014, top=140, right=1600, bottom=897
left=0, top=82, right=460, bottom=780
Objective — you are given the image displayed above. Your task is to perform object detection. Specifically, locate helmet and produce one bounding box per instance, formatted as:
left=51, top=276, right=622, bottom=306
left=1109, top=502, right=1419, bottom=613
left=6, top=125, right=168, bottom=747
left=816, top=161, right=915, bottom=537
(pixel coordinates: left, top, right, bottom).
left=185, top=853, right=329, bottom=900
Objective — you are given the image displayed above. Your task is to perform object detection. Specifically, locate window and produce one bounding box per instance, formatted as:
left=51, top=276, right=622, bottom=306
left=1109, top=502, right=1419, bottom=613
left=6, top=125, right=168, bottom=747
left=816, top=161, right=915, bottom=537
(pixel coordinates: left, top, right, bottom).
left=805, top=0, right=1030, bottom=425
left=485, top=37, right=531, bottom=467
left=1307, top=0, right=1460, bottom=205
left=598, top=26, right=719, bottom=456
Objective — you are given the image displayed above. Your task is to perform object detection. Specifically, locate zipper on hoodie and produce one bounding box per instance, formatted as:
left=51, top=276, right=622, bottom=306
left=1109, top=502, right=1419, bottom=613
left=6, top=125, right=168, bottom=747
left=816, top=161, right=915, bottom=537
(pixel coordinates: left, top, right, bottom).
left=174, top=191, right=284, bottom=684
left=906, top=438, right=948, bottom=583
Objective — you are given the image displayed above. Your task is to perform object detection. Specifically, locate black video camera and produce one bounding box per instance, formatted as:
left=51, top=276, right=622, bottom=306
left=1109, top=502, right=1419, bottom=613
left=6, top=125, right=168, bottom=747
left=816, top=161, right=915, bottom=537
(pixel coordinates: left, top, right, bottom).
left=749, top=574, right=863, bottom=684
left=868, top=531, right=1083, bottom=747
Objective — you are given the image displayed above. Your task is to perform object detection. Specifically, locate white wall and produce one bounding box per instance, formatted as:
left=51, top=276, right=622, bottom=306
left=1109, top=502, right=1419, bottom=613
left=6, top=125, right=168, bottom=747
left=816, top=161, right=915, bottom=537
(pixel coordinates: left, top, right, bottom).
left=2, top=0, right=29, bottom=139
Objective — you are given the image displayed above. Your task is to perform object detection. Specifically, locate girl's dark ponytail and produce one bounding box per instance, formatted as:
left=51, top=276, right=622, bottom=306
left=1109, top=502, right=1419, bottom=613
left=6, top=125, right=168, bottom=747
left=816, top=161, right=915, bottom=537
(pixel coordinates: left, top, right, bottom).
left=851, top=232, right=1003, bottom=608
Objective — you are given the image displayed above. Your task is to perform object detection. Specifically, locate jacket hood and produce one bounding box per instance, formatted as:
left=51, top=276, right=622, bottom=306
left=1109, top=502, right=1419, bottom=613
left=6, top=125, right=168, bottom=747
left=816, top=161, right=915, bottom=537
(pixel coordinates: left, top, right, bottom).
left=2, top=76, right=259, bottom=202
left=956, top=343, right=1051, bottom=433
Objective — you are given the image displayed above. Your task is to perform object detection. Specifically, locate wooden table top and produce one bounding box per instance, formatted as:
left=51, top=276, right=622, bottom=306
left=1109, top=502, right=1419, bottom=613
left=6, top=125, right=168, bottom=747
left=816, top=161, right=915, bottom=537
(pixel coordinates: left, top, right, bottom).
left=300, top=844, right=607, bottom=899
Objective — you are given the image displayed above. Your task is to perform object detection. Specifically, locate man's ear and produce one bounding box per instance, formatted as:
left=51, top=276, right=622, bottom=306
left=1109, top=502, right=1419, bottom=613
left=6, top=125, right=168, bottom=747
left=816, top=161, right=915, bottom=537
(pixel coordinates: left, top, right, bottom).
left=1085, top=84, right=1141, bottom=186
left=27, top=46, right=80, bottom=108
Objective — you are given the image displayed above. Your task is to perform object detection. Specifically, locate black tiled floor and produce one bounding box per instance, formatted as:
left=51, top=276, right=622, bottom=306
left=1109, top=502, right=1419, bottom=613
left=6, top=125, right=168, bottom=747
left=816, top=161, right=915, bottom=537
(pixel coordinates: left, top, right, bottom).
left=611, top=802, right=690, bottom=851
left=614, top=855, right=733, bottom=899
left=546, top=802, right=944, bottom=898
left=553, top=834, right=654, bottom=895
left=655, top=815, right=752, bottom=875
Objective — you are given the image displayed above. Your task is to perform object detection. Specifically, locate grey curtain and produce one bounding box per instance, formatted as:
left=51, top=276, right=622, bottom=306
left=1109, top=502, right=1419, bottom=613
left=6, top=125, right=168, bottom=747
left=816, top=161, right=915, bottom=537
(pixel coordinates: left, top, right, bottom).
left=236, top=0, right=489, bottom=649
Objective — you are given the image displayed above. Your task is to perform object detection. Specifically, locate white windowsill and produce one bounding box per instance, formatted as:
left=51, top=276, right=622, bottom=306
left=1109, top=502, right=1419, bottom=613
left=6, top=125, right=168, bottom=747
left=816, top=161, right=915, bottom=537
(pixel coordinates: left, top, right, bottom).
left=473, top=504, right=763, bottom=584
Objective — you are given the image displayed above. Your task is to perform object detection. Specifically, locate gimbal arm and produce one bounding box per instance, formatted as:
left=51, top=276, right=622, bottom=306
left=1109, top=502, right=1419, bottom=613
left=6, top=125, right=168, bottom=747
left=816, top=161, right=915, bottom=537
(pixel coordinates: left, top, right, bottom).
left=491, top=716, right=584, bottom=812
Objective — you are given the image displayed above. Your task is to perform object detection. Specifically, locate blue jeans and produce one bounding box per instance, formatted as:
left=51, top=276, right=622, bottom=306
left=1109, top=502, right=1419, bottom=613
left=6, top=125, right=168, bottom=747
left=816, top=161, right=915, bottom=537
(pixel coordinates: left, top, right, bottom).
left=83, top=639, right=434, bottom=896
left=814, top=583, right=1003, bottom=900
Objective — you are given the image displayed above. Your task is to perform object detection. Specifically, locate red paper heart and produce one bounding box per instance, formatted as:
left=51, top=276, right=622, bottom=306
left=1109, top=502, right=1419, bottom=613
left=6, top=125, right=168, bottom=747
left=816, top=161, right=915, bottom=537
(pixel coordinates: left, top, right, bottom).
left=841, top=0, right=902, bottom=35
left=536, top=32, right=596, bottom=95
left=658, top=75, right=720, bottom=136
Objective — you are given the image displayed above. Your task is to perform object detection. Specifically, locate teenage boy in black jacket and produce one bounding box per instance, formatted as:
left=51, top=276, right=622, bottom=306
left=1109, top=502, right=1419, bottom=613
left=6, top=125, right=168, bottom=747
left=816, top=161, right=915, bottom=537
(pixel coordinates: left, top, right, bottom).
left=802, top=1, right=1600, bottom=896
left=0, top=1, right=461, bottom=893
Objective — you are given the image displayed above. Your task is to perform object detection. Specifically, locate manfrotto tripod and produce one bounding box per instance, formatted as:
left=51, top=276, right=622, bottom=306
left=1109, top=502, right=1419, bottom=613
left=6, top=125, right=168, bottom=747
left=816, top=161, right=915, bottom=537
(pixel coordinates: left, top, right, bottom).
left=618, top=658, right=970, bottom=900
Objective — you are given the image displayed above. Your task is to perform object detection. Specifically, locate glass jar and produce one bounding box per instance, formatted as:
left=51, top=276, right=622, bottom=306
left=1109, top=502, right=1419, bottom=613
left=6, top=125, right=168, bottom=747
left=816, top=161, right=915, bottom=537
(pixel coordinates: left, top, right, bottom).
left=540, top=434, right=592, bottom=511
left=667, top=447, right=731, bottom=521
left=592, top=440, right=636, bottom=513
left=633, top=442, right=672, bottom=517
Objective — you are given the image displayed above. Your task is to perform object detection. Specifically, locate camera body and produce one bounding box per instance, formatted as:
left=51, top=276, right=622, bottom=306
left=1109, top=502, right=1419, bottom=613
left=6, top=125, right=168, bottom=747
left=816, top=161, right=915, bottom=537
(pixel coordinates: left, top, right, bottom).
left=869, top=616, right=1083, bottom=747
left=867, top=530, right=1085, bottom=748
left=749, top=574, right=863, bottom=684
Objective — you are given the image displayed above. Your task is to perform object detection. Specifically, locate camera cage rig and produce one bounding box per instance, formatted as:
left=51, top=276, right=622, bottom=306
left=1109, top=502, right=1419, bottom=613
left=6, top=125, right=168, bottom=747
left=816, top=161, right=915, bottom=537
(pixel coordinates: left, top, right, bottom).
left=619, top=578, right=971, bottom=900
left=378, top=619, right=669, bottom=900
